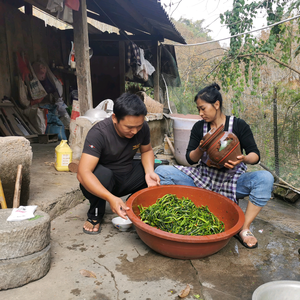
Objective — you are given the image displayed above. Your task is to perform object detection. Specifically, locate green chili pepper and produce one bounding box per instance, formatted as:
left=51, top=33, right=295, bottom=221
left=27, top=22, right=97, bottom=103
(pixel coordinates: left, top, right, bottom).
left=138, top=194, right=225, bottom=236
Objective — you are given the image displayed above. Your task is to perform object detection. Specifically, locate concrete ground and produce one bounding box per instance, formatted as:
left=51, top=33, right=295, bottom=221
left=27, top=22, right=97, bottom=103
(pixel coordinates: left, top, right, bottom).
left=1, top=143, right=300, bottom=300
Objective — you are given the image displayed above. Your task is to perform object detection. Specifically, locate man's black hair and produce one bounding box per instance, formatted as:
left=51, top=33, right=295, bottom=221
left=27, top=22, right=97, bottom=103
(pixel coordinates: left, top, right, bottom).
left=113, top=92, right=147, bottom=122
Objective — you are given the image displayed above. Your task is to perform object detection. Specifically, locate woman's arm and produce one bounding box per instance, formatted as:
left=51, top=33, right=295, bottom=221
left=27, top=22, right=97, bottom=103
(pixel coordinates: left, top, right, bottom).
left=185, top=121, right=204, bottom=165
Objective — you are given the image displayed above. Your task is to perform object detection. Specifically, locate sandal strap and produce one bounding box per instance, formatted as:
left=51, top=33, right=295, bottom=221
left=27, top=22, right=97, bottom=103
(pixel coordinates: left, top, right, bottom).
left=87, top=218, right=100, bottom=226
left=240, top=229, right=255, bottom=238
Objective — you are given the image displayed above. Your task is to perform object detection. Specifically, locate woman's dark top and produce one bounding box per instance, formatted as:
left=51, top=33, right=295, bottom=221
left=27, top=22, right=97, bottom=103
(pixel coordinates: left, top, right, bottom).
left=186, top=115, right=260, bottom=165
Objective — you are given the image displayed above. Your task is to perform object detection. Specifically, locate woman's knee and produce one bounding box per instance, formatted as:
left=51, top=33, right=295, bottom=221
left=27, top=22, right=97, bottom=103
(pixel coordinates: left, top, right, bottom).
left=257, top=170, right=274, bottom=191
left=155, top=165, right=174, bottom=177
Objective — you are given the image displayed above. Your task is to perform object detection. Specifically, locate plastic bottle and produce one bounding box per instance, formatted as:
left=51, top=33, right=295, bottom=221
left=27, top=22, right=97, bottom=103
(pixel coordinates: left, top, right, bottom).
left=55, top=140, right=73, bottom=171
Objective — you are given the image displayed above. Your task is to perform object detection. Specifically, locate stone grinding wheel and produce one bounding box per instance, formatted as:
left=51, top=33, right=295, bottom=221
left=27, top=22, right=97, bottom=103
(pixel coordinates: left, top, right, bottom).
left=0, top=209, right=51, bottom=290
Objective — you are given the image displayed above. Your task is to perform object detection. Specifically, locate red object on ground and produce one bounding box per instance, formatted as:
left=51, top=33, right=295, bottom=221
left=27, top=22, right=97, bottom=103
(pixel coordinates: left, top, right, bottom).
left=127, top=185, right=245, bottom=259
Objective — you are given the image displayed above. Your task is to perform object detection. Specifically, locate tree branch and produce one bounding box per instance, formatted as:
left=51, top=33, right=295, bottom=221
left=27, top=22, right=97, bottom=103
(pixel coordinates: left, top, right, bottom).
left=237, top=52, right=300, bottom=75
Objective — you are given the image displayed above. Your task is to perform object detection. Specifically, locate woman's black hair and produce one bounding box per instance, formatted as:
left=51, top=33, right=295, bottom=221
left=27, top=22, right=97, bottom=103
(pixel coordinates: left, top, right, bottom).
left=113, top=92, right=147, bottom=122
left=194, top=83, right=223, bottom=110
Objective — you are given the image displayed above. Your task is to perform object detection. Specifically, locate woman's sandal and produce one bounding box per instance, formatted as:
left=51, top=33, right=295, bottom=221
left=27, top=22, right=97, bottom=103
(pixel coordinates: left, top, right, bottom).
left=234, top=229, right=258, bottom=249
left=83, top=218, right=101, bottom=235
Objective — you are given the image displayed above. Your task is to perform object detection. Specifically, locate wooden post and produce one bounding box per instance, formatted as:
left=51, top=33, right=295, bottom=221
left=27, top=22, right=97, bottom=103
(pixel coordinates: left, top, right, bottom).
left=24, top=3, right=32, bottom=15
left=152, top=40, right=160, bottom=102
left=73, top=0, right=93, bottom=115
left=119, top=41, right=125, bottom=95
left=13, top=165, right=22, bottom=208
left=273, top=87, right=280, bottom=179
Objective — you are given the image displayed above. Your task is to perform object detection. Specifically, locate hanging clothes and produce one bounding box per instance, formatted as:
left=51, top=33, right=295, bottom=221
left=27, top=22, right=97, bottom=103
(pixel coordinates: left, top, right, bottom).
left=136, top=48, right=155, bottom=81
left=126, top=42, right=141, bottom=71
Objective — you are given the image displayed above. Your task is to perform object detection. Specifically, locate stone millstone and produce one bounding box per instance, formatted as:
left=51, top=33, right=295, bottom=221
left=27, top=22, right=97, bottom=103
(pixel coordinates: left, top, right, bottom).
left=0, top=244, right=51, bottom=290
left=0, top=209, right=50, bottom=260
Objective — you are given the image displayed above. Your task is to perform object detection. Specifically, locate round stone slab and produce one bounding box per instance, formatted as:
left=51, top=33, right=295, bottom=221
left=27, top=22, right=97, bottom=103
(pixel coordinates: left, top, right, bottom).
left=0, top=244, right=51, bottom=290
left=0, top=209, right=50, bottom=260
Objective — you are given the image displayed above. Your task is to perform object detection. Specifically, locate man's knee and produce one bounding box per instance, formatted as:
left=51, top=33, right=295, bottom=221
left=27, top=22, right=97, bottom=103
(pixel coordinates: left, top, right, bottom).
left=93, top=164, right=114, bottom=187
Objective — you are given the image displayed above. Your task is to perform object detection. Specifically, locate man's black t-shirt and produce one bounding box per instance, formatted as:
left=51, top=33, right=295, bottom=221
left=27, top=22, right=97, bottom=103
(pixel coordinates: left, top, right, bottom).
left=83, top=117, right=150, bottom=173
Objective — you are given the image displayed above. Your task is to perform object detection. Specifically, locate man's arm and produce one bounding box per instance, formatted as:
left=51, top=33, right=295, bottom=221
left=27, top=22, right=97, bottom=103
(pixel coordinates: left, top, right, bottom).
left=140, top=143, right=160, bottom=186
left=77, top=153, right=129, bottom=218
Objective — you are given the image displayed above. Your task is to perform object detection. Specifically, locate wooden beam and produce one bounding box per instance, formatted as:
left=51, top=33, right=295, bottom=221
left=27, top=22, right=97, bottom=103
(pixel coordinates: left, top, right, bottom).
left=89, top=34, right=164, bottom=42
left=24, top=3, right=32, bottom=15
left=119, top=41, right=125, bottom=95
left=152, top=40, right=160, bottom=102
left=73, top=0, right=93, bottom=114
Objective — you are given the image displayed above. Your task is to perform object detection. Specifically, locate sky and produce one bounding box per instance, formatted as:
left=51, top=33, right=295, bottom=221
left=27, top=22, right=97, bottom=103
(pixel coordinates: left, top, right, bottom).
left=160, top=0, right=234, bottom=46
left=159, top=0, right=267, bottom=47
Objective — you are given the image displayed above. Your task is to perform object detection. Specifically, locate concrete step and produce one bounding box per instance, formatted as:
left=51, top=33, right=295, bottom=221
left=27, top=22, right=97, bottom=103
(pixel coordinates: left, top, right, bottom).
left=28, top=143, right=85, bottom=220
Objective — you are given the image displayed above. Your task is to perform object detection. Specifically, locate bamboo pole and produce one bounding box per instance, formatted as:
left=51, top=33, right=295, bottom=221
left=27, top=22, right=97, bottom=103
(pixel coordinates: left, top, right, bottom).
left=0, top=179, right=7, bottom=209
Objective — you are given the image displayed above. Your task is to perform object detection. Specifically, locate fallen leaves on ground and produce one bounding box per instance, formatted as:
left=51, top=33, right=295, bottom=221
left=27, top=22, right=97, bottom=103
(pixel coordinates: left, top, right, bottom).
left=178, top=284, right=190, bottom=298
left=80, top=269, right=97, bottom=279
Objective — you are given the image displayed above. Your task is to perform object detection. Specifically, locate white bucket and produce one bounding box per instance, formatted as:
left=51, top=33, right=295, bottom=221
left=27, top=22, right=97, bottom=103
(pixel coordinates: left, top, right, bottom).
left=170, top=114, right=202, bottom=166
left=252, top=281, right=300, bottom=300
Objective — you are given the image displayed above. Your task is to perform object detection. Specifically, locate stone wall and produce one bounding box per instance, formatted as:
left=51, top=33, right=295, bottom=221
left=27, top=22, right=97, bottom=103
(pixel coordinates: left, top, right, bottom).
left=0, top=137, right=32, bottom=208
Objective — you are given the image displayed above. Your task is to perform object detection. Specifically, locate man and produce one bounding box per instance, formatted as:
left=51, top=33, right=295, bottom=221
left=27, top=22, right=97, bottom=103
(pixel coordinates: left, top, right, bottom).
left=77, top=93, right=160, bottom=234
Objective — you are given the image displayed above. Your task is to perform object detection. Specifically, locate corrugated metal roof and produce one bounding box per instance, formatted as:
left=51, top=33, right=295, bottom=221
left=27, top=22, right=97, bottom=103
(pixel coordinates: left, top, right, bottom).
left=86, top=0, right=186, bottom=44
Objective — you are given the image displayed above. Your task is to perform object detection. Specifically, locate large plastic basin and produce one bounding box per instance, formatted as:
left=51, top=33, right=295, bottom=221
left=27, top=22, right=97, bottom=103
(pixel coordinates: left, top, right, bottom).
left=252, top=281, right=300, bottom=300
left=127, top=185, right=245, bottom=259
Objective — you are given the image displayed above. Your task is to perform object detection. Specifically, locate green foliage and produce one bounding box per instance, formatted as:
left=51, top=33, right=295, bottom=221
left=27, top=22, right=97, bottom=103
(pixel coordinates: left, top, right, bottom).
left=212, top=0, right=300, bottom=115
left=177, top=17, right=211, bottom=39
left=169, top=18, right=218, bottom=114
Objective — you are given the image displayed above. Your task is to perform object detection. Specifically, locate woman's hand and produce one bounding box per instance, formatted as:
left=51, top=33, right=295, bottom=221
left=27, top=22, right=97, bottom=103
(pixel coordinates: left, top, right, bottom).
left=198, top=139, right=205, bottom=151
left=224, top=155, right=245, bottom=169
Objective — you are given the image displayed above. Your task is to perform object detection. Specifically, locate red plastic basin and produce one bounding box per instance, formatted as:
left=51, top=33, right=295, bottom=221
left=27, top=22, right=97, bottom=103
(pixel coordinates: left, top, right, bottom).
left=127, top=185, right=245, bottom=259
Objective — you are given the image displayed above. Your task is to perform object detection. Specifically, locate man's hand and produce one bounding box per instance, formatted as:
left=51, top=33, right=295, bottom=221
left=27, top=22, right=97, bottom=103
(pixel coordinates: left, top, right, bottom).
left=108, top=196, right=130, bottom=220
left=145, top=171, right=160, bottom=187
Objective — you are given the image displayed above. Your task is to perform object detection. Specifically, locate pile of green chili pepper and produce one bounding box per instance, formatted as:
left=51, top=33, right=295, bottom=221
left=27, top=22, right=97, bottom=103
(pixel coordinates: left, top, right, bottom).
left=138, top=194, right=225, bottom=236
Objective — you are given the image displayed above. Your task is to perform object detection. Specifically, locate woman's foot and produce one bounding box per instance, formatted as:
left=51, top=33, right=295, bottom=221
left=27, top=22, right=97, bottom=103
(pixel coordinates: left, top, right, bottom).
left=83, top=218, right=101, bottom=235
left=235, top=229, right=258, bottom=249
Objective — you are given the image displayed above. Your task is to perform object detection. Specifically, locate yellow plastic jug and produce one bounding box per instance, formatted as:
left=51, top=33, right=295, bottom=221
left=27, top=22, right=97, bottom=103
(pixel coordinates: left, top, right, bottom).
left=55, top=140, right=73, bottom=171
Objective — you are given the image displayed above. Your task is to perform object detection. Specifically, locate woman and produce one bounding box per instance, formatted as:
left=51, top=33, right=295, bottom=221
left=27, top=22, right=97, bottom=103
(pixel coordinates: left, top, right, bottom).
left=155, top=83, right=274, bottom=249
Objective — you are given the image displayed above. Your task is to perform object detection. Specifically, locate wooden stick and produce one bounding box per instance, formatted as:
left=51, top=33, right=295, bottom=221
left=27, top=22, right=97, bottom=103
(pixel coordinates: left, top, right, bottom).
left=0, top=179, right=7, bottom=209
left=13, top=165, right=23, bottom=208
left=258, top=161, right=300, bottom=194
left=164, top=134, right=175, bottom=156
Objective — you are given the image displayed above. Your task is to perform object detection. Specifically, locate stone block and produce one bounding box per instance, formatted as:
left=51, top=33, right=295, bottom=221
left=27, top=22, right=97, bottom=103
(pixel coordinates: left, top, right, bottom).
left=0, top=209, right=50, bottom=260
left=0, top=137, right=32, bottom=208
left=0, top=244, right=51, bottom=290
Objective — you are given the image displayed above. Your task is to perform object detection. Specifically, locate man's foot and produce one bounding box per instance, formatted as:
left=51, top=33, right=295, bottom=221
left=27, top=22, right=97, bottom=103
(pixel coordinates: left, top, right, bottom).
left=83, top=218, right=101, bottom=235
left=235, top=229, right=258, bottom=249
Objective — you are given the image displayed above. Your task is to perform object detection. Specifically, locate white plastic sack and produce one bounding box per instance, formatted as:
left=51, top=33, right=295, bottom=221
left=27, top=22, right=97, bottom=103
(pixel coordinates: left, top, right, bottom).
left=95, top=99, right=114, bottom=114
left=27, top=63, right=47, bottom=100
left=23, top=107, right=46, bottom=134
left=46, top=0, right=63, bottom=13
left=136, top=48, right=155, bottom=81
left=40, top=58, right=63, bottom=97
left=7, top=205, right=38, bottom=222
